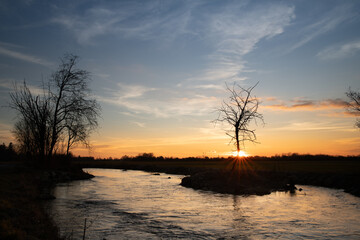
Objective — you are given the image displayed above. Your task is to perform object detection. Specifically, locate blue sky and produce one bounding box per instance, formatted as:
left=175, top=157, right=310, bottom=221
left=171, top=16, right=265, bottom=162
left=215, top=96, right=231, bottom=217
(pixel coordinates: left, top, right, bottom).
left=0, top=0, right=359, bottom=157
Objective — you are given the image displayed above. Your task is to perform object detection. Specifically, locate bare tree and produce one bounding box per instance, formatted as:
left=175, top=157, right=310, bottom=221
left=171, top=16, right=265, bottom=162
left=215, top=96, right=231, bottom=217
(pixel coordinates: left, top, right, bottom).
left=346, top=88, right=360, bottom=129
left=48, top=54, right=100, bottom=159
left=10, top=54, right=100, bottom=164
left=215, top=82, right=264, bottom=156
left=10, top=81, right=51, bottom=163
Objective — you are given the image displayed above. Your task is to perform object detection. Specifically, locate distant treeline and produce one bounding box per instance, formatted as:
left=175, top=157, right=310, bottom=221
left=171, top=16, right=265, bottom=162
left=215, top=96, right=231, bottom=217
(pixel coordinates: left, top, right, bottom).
left=0, top=143, right=18, bottom=161
left=0, top=142, right=79, bottom=167
left=87, top=152, right=360, bottom=162
left=3, top=147, right=359, bottom=163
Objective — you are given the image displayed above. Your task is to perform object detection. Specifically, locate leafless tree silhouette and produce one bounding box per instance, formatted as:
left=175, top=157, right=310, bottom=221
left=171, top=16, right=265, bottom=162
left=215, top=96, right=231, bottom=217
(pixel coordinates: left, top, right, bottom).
left=346, top=88, right=360, bottom=129
left=48, top=54, right=100, bottom=158
left=10, top=54, right=100, bottom=164
left=215, top=82, right=264, bottom=156
left=10, top=81, right=51, bottom=163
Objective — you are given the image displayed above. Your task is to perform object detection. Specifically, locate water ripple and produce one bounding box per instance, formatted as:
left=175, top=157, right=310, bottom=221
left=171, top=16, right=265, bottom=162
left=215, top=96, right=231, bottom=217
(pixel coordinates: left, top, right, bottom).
left=48, top=169, right=360, bottom=240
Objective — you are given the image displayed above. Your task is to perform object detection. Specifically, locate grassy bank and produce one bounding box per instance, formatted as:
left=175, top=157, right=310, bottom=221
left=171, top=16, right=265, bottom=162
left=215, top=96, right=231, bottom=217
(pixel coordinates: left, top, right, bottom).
left=73, top=154, right=360, bottom=196
left=0, top=164, right=62, bottom=240
left=0, top=162, right=93, bottom=240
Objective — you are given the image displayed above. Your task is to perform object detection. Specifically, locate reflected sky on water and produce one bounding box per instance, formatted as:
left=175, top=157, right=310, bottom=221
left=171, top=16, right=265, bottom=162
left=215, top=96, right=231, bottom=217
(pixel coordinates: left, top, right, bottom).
left=49, top=169, right=360, bottom=239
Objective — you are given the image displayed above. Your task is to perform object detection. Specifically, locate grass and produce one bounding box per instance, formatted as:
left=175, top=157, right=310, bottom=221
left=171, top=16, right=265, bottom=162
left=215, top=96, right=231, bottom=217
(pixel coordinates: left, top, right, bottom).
left=0, top=164, right=62, bottom=240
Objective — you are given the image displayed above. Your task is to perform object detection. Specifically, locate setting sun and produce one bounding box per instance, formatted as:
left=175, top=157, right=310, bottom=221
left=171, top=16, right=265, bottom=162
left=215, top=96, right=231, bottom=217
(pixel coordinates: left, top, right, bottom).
left=230, top=150, right=249, bottom=157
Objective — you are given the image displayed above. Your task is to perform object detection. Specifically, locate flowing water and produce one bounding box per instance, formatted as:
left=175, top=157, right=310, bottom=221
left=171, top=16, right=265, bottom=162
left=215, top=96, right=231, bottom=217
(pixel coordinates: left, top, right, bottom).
left=48, top=168, right=360, bottom=239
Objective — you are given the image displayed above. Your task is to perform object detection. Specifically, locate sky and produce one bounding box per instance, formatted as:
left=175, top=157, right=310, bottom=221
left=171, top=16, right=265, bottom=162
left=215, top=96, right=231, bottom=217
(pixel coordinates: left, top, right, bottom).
left=0, top=0, right=359, bottom=158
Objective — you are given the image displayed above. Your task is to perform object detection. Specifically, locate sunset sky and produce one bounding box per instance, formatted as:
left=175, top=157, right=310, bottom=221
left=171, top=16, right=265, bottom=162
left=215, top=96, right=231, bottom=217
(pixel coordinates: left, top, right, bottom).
left=0, top=0, right=359, bottom=158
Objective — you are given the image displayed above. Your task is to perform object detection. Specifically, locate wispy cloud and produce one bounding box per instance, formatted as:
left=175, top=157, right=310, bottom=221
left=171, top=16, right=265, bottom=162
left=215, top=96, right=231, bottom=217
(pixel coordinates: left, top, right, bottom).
left=115, top=83, right=157, bottom=100
left=0, top=44, right=53, bottom=67
left=99, top=83, right=218, bottom=118
left=0, top=79, right=13, bottom=90
left=52, top=1, right=198, bottom=45
left=272, top=121, right=351, bottom=132
left=52, top=7, right=123, bottom=45
left=317, top=40, right=360, bottom=60
left=183, top=2, right=295, bottom=84
left=264, top=97, right=349, bottom=111
left=208, top=4, right=294, bottom=55
left=98, top=83, right=158, bottom=115
left=193, top=84, right=224, bottom=90
left=132, top=121, right=145, bottom=128
left=120, top=94, right=217, bottom=118
left=288, top=4, right=355, bottom=53
left=0, top=79, right=46, bottom=96
left=53, top=1, right=294, bottom=84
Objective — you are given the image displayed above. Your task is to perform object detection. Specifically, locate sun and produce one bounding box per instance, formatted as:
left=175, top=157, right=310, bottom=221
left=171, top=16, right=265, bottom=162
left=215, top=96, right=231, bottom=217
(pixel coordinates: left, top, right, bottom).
left=231, top=150, right=249, bottom=157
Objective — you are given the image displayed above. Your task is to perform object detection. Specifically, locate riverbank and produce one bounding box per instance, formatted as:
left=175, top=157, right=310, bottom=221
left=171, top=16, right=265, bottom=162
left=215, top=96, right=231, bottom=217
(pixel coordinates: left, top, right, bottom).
left=0, top=162, right=93, bottom=240
left=180, top=169, right=360, bottom=197
left=74, top=155, right=360, bottom=197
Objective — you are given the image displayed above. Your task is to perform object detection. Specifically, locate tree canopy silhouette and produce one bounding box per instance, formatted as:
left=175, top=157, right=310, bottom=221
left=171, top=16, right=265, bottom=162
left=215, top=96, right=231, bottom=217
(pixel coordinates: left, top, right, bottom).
left=215, top=82, right=264, bottom=156
left=10, top=54, right=100, bottom=164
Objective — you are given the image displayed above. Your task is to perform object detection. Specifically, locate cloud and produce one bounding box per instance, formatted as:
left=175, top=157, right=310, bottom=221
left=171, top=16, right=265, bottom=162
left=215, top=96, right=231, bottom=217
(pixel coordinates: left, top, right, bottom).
left=0, top=79, right=47, bottom=96
left=264, top=98, right=349, bottom=111
left=317, top=40, right=360, bottom=60
left=116, top=94, right=217, bottom=118
left=115, top=83, right=157, bottom=100
left=98, top=83, right=218, bottom=118
left=0, top=44, right=53, bottom=67
left=288, top=4, right=355, bottom=53
left=193, top=84, right=224, bottom=90
left=208, top=4, right=294, bottom=55
left=0, top=79, right=13, bottom=90
left=272, top=121, right=351, bottom=132
left=52, top=1, right=198, bottom=45
left=132, top=121, right=145, bottom=128
left=98, top=82, right=156, bottom=101
left=52, top=8, right=122, bottom=45
left=53, top=1, right=294, bottom=84
left=98, top=83, right=160, bottom=115
left=182, top=2, right=295, bottom=84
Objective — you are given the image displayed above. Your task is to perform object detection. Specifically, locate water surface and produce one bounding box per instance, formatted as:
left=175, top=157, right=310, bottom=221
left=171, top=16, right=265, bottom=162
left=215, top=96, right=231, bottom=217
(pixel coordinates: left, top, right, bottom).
left=49, top=168, right=360, bottom=239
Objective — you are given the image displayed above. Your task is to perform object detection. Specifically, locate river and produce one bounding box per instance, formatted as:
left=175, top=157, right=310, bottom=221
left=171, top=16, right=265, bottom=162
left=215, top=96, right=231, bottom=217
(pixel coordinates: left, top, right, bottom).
left=48, top=168, right=360, bottom=239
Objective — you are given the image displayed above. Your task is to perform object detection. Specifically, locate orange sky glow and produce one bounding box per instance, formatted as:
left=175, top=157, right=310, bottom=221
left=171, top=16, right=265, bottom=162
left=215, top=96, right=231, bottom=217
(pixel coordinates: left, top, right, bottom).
left=0, top=1, right=359, bottom=158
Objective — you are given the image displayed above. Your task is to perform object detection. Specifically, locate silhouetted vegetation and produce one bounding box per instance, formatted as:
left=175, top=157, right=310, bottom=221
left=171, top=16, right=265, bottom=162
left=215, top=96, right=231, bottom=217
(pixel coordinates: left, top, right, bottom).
left=10, top=54, right=100, bottom=166
left=0, top=154, right=93, bottom=239
left=346, top=88, right=360, bottom=128
left=0, top=142, right=18, bottom=162
left=0, top=145, right=93, bottom=238
left=0, top=167, right=62, bottom=240
left=214, top=82, right=264, bottom=156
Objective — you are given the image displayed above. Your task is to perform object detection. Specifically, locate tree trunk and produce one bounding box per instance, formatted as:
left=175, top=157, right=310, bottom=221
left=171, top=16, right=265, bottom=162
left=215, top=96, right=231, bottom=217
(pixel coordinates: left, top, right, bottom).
left=66, top=134, right=71, bottom=156
left=49, top=82, right=64, bottom=160
left=235, top=125, right=240, bottom=156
